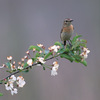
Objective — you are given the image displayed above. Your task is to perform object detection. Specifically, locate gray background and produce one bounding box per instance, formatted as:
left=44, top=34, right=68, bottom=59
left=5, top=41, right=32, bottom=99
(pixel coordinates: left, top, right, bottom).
left=0, top=0, right=100, bottom=100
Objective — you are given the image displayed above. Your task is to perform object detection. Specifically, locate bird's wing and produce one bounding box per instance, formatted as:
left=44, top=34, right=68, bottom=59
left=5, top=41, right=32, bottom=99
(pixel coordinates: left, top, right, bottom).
left=60, top=28, right=63, bottom=33
left=60, top=28, right=63, bottom=39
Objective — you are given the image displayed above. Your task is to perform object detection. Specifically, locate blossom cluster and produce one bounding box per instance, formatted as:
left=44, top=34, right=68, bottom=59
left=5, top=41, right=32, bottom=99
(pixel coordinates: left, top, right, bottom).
left=26, top=44, right=60, bottom=76
left=4, top=44, right=60, bottom=76
left=0, top=44, right=61, bottom=95
left=80, top=47, right=90, bottom=61
left=5, top=75, right=25, bottom=95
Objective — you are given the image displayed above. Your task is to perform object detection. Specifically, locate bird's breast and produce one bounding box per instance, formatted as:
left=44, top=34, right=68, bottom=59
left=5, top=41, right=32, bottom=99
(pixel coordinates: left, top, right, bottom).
left=62, top=25, right=73, bottom=33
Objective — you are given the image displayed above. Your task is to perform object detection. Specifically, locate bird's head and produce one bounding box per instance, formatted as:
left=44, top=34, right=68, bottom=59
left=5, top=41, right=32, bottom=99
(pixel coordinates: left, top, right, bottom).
left=64, top=18, right=73, bottom=26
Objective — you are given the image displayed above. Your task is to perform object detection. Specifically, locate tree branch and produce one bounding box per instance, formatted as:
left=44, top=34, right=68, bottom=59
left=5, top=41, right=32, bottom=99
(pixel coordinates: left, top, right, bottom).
left=0, top=54, right=60, bottom=83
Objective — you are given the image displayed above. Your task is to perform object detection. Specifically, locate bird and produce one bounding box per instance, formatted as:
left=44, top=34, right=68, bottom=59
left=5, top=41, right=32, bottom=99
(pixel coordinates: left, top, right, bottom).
left=60, top=18, right=74, bottom=46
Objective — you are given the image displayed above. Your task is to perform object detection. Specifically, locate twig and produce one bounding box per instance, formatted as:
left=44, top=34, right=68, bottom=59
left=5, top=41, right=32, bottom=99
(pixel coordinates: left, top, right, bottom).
left=0, top=54, right=60, bottom=83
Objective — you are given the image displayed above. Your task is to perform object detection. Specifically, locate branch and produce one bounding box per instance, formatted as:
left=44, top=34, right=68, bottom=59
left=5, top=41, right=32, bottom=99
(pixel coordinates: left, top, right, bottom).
left=0, top=54, right=59, bottom=83
left=0, top=35, right=90, bottom=96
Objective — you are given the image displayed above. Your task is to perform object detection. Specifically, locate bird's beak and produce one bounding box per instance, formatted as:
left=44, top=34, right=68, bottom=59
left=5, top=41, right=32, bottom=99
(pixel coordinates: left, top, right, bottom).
left=70, top=19, right=73, bottom=22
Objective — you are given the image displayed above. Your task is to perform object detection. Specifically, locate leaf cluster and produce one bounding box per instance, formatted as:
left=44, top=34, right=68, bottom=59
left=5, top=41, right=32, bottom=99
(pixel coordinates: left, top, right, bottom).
left=59, top=34, right=87, bottom=66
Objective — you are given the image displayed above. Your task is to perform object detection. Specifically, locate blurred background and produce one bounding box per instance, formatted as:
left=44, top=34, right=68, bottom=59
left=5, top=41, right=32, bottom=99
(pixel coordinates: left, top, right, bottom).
left=0, top=0, right=100, bottom=100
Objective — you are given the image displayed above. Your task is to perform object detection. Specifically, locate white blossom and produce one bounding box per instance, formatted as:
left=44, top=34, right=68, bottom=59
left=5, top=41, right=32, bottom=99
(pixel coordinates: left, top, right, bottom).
left=51, top=61, right=59, bottom=76
left=7, top=56, right=12, bottom=61
left=5, top=83, right=13, bottom=91
left=37, top=57, right=46, bottom=64
left=16, top=76, right=26, bottom=88
left=8, top=75, right=16, bottom=83
left=33, top=48, right=36, bottom=52
left=39, top=50, right=42, bottom=54
left=26, top=50, right=29, bottom=54
left=10, top=64, right=17, bottom=70
left=21, top=58, right=25, bottom=62
left=80, top=52, right=88, bottom=59
left=48, top=45, right=60, bottom=52
left=0, top=64, right=6, bottom=68
left=37, top=44, right=43, bottom=48
left=24, top=55, right=28, bottom=59
left=80, top=47, right=90, bottom=60
left=11, top=88, right=18, bottom=95
left=51, top=67, right=58, bottom=76
left=83, top=47, right=90, bottom=54
left=18, top=66, right=23, bottom=70
left=13, top=61, right=15, bottom=65
left=27, top=59, right=33, bottom=66
left=53, top=61, right=59, bottom=68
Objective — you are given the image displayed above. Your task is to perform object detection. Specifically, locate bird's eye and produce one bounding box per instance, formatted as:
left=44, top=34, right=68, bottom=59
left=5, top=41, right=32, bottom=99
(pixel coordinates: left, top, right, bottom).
left=65, top=20, right=68, bottom=23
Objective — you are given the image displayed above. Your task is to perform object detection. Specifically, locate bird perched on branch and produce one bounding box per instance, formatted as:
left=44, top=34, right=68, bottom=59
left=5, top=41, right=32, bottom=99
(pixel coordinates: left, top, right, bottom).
left=60, top=18, right=74, bottom=46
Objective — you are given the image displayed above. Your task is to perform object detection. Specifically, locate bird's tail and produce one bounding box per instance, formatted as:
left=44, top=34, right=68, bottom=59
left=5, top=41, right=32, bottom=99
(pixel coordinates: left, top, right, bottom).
left=64, top=41, right=66, bottom=46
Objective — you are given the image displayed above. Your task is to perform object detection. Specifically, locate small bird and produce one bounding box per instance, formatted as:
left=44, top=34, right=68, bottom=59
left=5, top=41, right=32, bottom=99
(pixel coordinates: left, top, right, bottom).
left=60, top=18, right=74, bottom=46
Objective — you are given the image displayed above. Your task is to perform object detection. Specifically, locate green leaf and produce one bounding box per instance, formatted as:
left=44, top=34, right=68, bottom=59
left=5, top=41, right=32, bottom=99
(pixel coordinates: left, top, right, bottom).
left=23, top=62, right=28, bottom=68
left=81, top=60, right=87, bottom=66
left=57, top=48, right=66, bottom=54
left=32, top=58, right=34, bottom=61
left=6, top=70, right=12, bottom=73
left=72, top=41, right=80, bottom=49
left=35, top=52, right=40, bottom=57
left=73, top=55, right=82, bottom=62
left=60, top=54, right=74, bottom=62
left=54, top=41, right=64, bottom=48
left=29, top=45, right=42, bottom=51
left=43, top=66, right=45, bottom=70
left=80, top=39, right=87, bottom=43
left=72, top=34, right=82, bottom=44
left=32, top=57, right=37, bottom=63
left=0, top=93, right=3, bottom=96
left=32, top=52, right=42, bottom=63
left=69, top=51, right=74, bottom=56
left=79, top=43, right=86, bottom=47
left=5, top=62, right=11, bottom=69
left=44, top=52, right=52, bottom=60
left=22, top=69, right=29, bottom=73
left=65, top=47, right=70, bottom=52
left=74, top=60, right=80, bottom=63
